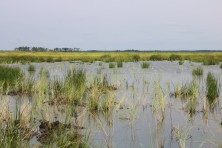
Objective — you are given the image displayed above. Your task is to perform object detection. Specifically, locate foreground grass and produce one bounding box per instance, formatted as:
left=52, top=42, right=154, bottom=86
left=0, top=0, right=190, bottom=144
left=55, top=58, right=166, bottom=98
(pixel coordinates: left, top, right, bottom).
left=0, top=51, right=222, bottom=64
left=0, top=66, right=23, bottom=92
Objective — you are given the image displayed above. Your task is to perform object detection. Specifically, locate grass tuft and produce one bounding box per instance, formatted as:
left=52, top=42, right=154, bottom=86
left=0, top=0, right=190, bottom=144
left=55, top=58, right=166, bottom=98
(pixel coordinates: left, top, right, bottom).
left=109, top=63, right=115, bottom=68
left=141, top=62, right=150, bottom=69
left=117, top=62, right=123, bottom=68
left=28, top=64, right=35, bottom=72
left=206, top=72, right=219, bottom=104
left=192, top=67, right=203, bottom=76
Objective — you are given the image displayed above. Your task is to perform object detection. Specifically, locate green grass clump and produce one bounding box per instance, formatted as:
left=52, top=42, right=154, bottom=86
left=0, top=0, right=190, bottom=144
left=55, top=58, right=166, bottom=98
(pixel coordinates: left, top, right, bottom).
left=48, top=69, right=87, bottom=104
left=174, top=81, right=198, bottom=99
left=141, top=62, right=150, bottom=69
left=109, top=63, right=115, bottom=68
left=206, top=72, right=219, bottom=104
left=28, top=64, right=35, bottom=72
left=117, top=62, right=123, bottom=68
left=150, top=55, right=164, bottom=61
left=220, top=63, right=222, bottom=68
left=203, top=56, right=219, bottom=65
left=192, top=67, right=203, bottom=76
left=88, top=76, right=116, bottom=112
left=63, top=69, right=86, bottom=102
left=179, top=60, right=184, bottom=65
left=100, top=55, right=113, bottom=62
left=169, top=54, right=182, bottom=61
left=131, top=54, right=140, bottom=61
left=0, top=66, right=23, bottom=91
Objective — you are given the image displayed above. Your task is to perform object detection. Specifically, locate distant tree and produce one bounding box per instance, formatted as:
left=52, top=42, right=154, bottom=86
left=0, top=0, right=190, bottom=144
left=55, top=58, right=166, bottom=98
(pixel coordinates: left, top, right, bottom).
left=15, top=46, right=30, bottom=51
left=31, top=47, right=48, bottom=52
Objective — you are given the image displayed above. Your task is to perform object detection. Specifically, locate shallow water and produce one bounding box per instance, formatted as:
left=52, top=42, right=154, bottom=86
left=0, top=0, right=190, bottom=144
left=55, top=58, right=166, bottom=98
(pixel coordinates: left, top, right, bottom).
left=1, top=61, right=222, bottom=147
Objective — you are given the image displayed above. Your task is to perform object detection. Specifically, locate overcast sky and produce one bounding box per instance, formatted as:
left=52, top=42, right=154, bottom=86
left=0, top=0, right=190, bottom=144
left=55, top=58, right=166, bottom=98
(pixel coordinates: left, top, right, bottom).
left=0, top=0, right=222, bottom=50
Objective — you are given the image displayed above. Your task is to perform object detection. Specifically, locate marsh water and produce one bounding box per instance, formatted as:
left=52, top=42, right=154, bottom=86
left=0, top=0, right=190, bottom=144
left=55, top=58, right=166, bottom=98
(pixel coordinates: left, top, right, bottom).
left=1, top=61, right=222, bottom=147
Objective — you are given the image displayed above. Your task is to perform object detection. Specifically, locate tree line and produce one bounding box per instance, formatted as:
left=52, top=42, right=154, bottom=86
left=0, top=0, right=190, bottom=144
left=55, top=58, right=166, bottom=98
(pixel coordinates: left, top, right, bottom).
left=15, top=47, right=81, bottom=52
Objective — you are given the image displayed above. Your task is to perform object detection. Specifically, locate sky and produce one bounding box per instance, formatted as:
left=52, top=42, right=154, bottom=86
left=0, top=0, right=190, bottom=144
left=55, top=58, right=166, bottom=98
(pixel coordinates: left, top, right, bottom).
left=0, top=0, right=222, bottom=51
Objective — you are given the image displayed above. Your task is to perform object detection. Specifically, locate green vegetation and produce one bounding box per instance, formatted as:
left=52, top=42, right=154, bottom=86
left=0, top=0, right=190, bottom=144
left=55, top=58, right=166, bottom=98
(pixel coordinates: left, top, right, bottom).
left=0, top=66, right=23, bottom=92
left=150, top=54, right=165, bottom=61
left=179, top=60, right=184, bottom=65
left=117, top=62, right=123, bottom=68
left=206, top=72, right=219, bottom=104
left=1, top=58, right=222, bottom=147
left=109, top=63, right=115, bottom=68
left=141, top=62, right=150, bottom=69
left=169, top=54, right=182, bottom=61
left=1, top=51, right=222, bottom=64
left=203, top=56, right=219, bottom=65
left=88, top=76, right=116, bottom=112
left=173, top=81, right=198, bottom=99
left=131, top=54, right=140, bottom=61
left=28, top=64, right=35, bottom=72
left=192, top=67, right=203, bottom=76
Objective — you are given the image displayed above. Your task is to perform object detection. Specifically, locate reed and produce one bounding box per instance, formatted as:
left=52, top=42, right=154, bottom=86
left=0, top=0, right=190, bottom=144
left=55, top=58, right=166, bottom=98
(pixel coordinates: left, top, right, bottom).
left=109, top=63, right=115, bottom=68
left=141, top=62, right=150, bottom=69
left=192, top=67, right=203, bottom=76
left=0, top=65, right=23, bottom=92
left=206, top=72, right=219, bottom=104
left=117, top=62, right=123, bottom=68
left=28, top=64, right=35, bottom=72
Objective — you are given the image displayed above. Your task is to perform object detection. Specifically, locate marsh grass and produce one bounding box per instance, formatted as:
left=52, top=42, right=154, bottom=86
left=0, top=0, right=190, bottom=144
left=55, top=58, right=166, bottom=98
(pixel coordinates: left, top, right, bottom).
left=173, top=81, right=198, bottom=99
left=117, top=62, right=123, bottom=68
left=179, top=60, right=184, bottom=65
left=109, top=63, right=115, bottom=68
left=88, top=76, right=116, bottom=112
left=141, top=62, right=150, bottom=69
left=192, top=67, right=203, bottom=76
left=203, top=56, right=219, bottom=65
left=50, top=69, right=87, bottom=104
left=151, top=81, right=166, bottom=121
left=28, top=64, right=35, bottom=72
left=173, top=125, right=192, bottom=148
left=169, top=54, right=182, bottom=61
left=0, top=66, right=23, bottom=92
left=1, top=52, right=222, bottom=63
left=150, top=55, right=165, bottom=61
left=220, top=63, right=222, bottom=68
left=206, top=72, right=219, bottom=104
